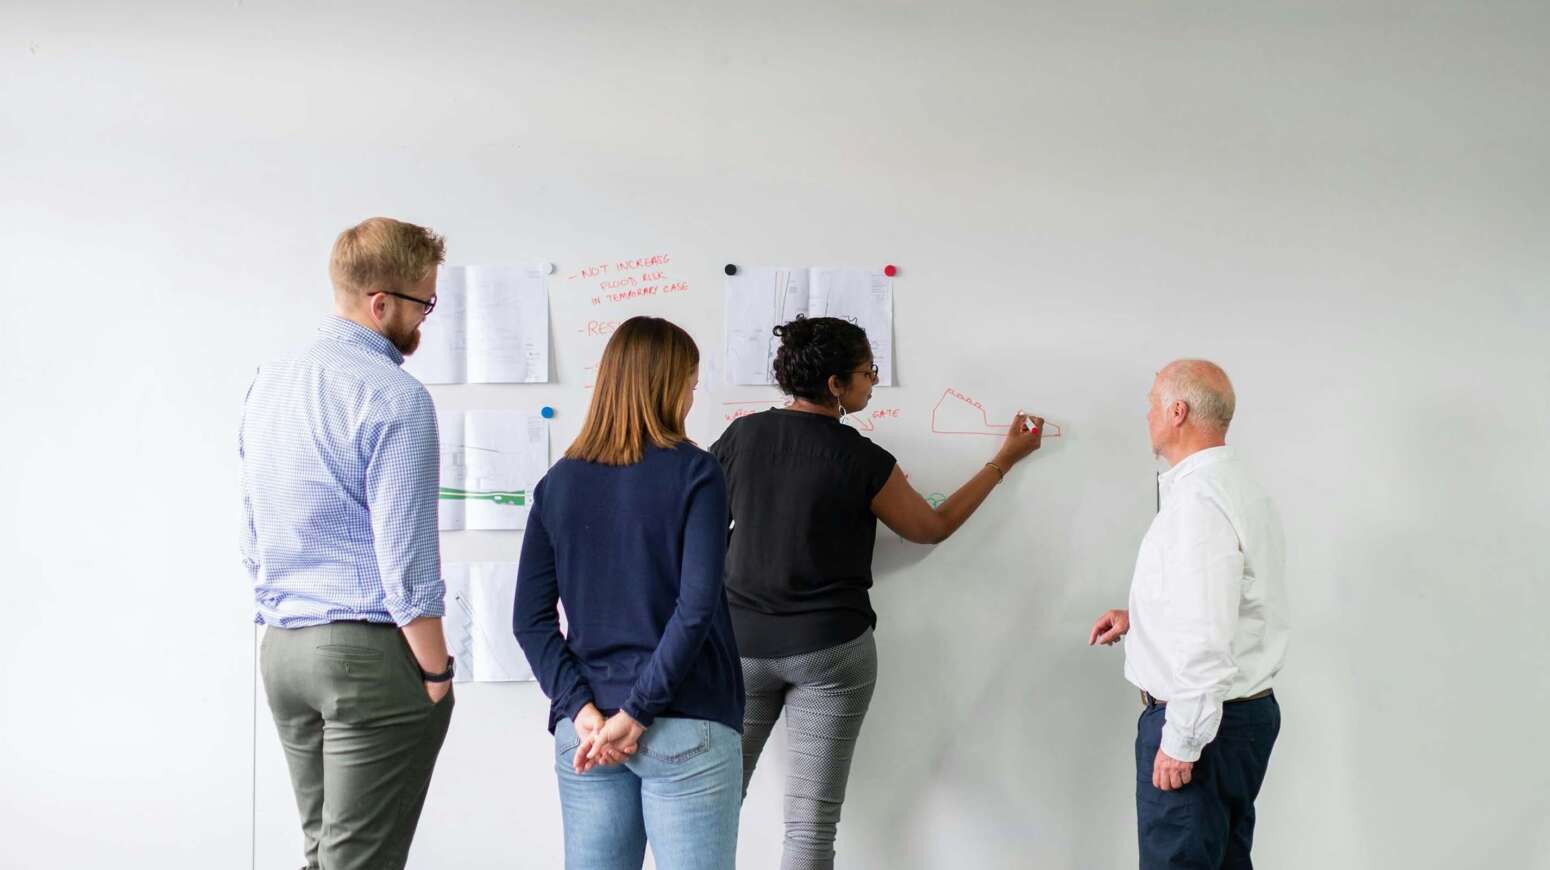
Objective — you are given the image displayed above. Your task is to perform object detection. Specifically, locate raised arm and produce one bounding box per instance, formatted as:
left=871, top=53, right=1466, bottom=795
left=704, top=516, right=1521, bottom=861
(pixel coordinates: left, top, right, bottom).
left=872, top=413, right=1043, bottom=544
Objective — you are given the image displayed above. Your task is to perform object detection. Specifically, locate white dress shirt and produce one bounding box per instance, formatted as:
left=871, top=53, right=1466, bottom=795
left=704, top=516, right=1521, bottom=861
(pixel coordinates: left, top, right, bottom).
left=1124, top=446, right=1289, bottom=762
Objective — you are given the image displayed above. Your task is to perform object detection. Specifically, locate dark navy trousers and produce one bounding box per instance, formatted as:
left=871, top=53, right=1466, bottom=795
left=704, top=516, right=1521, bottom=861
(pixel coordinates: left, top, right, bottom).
left=1135, top=694, right=1281, bottom=869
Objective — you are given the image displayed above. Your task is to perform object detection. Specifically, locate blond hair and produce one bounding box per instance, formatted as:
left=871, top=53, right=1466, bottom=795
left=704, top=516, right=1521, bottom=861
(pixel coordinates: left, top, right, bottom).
left=329, top=217, right=446, bottom=296
left=566, top=317, right=699, bottom=465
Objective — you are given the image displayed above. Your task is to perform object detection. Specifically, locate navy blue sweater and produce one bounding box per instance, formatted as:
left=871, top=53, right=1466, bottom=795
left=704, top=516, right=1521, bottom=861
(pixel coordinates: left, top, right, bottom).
left=514, top=442, right=744, bottom=735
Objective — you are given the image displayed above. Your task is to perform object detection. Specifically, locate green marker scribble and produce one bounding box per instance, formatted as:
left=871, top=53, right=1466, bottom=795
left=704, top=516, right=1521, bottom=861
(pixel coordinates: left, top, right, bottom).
left=925, top=492, right=947, bottom=508
left=439, top=487, right=526, bottom=507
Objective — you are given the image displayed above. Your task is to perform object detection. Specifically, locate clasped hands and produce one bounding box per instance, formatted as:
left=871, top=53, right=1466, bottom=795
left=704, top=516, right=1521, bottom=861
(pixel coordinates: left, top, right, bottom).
left=570, top=703, right=646, bottom=774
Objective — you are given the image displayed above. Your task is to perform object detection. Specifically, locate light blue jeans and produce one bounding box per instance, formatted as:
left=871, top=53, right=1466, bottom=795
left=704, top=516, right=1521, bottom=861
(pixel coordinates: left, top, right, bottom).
left=554, top=716, right=742, bottom=870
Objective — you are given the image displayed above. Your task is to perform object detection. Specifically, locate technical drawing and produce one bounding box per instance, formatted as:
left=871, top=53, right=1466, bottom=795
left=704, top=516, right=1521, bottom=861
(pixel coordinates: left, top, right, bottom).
left=930, top=388, right=1062, bottom=438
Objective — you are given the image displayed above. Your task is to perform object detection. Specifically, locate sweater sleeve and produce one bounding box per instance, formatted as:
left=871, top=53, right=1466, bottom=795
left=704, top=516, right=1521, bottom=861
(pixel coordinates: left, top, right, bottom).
left=621, top=455, right=730, bottom=726
left=514, top=480, right=595, bottom=722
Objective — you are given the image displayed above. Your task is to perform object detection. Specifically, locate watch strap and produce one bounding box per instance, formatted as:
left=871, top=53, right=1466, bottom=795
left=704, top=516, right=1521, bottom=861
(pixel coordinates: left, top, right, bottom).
left=421, top=655, right=455, bottom=683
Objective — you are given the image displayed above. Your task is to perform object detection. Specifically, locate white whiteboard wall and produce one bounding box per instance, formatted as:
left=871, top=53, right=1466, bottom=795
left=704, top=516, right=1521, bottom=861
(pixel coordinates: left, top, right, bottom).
left=3, top=2, right=1548, bottom=868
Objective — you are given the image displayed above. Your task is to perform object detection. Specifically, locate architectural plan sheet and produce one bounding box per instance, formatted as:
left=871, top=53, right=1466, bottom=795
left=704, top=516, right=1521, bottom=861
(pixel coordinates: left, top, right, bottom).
left=724, top=267, right=894, bottom=386
left=437, top=410, right=549, bottom=531
left=442, top=562, right=533, bottom=683
left=407, top=265, right=550, bottom=384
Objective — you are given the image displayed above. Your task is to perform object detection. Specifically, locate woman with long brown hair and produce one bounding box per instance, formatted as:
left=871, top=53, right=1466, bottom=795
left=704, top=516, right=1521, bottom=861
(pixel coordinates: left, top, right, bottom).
left=514, top=316, right=744, bottom=870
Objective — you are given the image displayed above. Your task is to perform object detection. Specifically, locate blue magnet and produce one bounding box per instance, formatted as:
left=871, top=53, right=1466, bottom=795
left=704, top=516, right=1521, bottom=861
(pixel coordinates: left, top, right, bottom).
left=541, top=406, right=555, bottom=419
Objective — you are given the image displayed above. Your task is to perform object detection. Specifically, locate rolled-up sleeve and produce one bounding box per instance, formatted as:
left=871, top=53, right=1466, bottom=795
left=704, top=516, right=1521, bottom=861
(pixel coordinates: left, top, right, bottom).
left=365, top=386, right=444, bottom=625
left=1160, top=495, right=1244, bottom=762
left=239, top=376, right=264, bottom=630
left=238, top=388, right=260, bottom=585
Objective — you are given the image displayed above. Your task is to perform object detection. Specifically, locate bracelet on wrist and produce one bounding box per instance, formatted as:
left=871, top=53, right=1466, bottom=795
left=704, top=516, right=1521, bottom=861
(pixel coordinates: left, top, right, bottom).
left=985, top=461, right=1006, bottom=482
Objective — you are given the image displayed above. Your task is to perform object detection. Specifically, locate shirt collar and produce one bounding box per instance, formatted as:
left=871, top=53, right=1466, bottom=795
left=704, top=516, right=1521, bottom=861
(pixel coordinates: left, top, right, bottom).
left=318, top=315, right=404, bottom=366
left=1159, top=445, right=1234, bottom=502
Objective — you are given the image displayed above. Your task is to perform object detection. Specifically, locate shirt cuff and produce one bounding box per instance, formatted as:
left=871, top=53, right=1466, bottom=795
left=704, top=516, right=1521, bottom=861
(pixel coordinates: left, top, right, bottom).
left=622, top=699, right=657, bottom=729
left=561, top=693, right=595, bottom=723
left=1160, top=723, right=1204, bottom=763
left=385, top=591, right=446, bottom=627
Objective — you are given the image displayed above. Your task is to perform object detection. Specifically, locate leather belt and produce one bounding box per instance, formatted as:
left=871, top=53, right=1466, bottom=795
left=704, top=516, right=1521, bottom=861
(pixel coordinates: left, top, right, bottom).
left=1142, top=688, right=1273, bottom=708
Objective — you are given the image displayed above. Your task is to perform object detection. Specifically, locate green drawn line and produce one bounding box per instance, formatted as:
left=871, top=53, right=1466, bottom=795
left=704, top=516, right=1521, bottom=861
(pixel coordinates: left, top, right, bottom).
left=439, top=487, right=526, bottom=507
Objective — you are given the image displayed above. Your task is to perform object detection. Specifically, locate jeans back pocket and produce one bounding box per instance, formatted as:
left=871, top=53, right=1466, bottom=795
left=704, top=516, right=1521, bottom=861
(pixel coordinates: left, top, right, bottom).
left=554, top=717, right=581, bottom=760
left=638, top=718, right=710, bottom=764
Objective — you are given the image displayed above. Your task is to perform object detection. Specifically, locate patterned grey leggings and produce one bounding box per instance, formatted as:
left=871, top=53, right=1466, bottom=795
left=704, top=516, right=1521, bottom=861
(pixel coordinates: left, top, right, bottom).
left=741, top=629, right=878, bottom=870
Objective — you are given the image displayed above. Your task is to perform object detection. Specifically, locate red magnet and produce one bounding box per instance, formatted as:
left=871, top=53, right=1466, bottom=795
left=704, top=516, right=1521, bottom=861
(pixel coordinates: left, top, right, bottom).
left=883, top=264, right=898, bottom=277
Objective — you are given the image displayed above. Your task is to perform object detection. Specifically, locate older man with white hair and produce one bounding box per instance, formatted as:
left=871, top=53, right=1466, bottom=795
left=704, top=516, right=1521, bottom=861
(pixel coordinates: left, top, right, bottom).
left=1089, top=360, right=1289, bottom=869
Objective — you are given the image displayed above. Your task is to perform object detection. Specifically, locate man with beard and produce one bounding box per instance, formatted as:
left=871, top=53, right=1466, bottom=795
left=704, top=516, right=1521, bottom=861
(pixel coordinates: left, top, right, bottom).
left=241, top=217, right=454, bottom=870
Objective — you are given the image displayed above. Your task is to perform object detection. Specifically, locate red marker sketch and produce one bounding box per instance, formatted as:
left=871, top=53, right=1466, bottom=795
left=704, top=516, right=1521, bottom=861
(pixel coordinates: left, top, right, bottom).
left=930, top=388, right=1062, bottom=437
left=566, top=254, right=687, bottom=307
left=847, top=407, right=901, bottom=432
left=722, top=400, right=899, bottom=431
left=721, top=399, right=786, bottom=423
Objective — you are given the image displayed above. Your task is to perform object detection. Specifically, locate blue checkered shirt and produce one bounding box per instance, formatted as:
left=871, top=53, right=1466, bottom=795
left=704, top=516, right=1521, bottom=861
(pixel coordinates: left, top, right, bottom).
left=240, top=316, right=444, bottom=627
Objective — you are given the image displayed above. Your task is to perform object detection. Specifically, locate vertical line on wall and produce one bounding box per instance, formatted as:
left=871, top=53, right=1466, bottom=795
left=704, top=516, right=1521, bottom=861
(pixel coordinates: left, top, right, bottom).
left=251, top=622, right=258, bottom=870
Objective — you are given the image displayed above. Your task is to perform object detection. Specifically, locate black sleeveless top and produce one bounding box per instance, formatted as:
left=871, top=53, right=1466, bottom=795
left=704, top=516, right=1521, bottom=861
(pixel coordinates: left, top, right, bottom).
left=709, top=409, right=897, bottom=658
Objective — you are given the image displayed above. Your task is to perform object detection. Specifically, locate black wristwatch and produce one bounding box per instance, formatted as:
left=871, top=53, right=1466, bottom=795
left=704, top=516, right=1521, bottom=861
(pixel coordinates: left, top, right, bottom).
left=421, top=656, right=455, bottom=683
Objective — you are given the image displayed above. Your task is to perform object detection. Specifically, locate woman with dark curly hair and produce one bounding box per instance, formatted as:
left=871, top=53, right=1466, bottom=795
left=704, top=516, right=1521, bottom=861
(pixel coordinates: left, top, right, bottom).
left=709, top=315, right=1042, bottom=869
